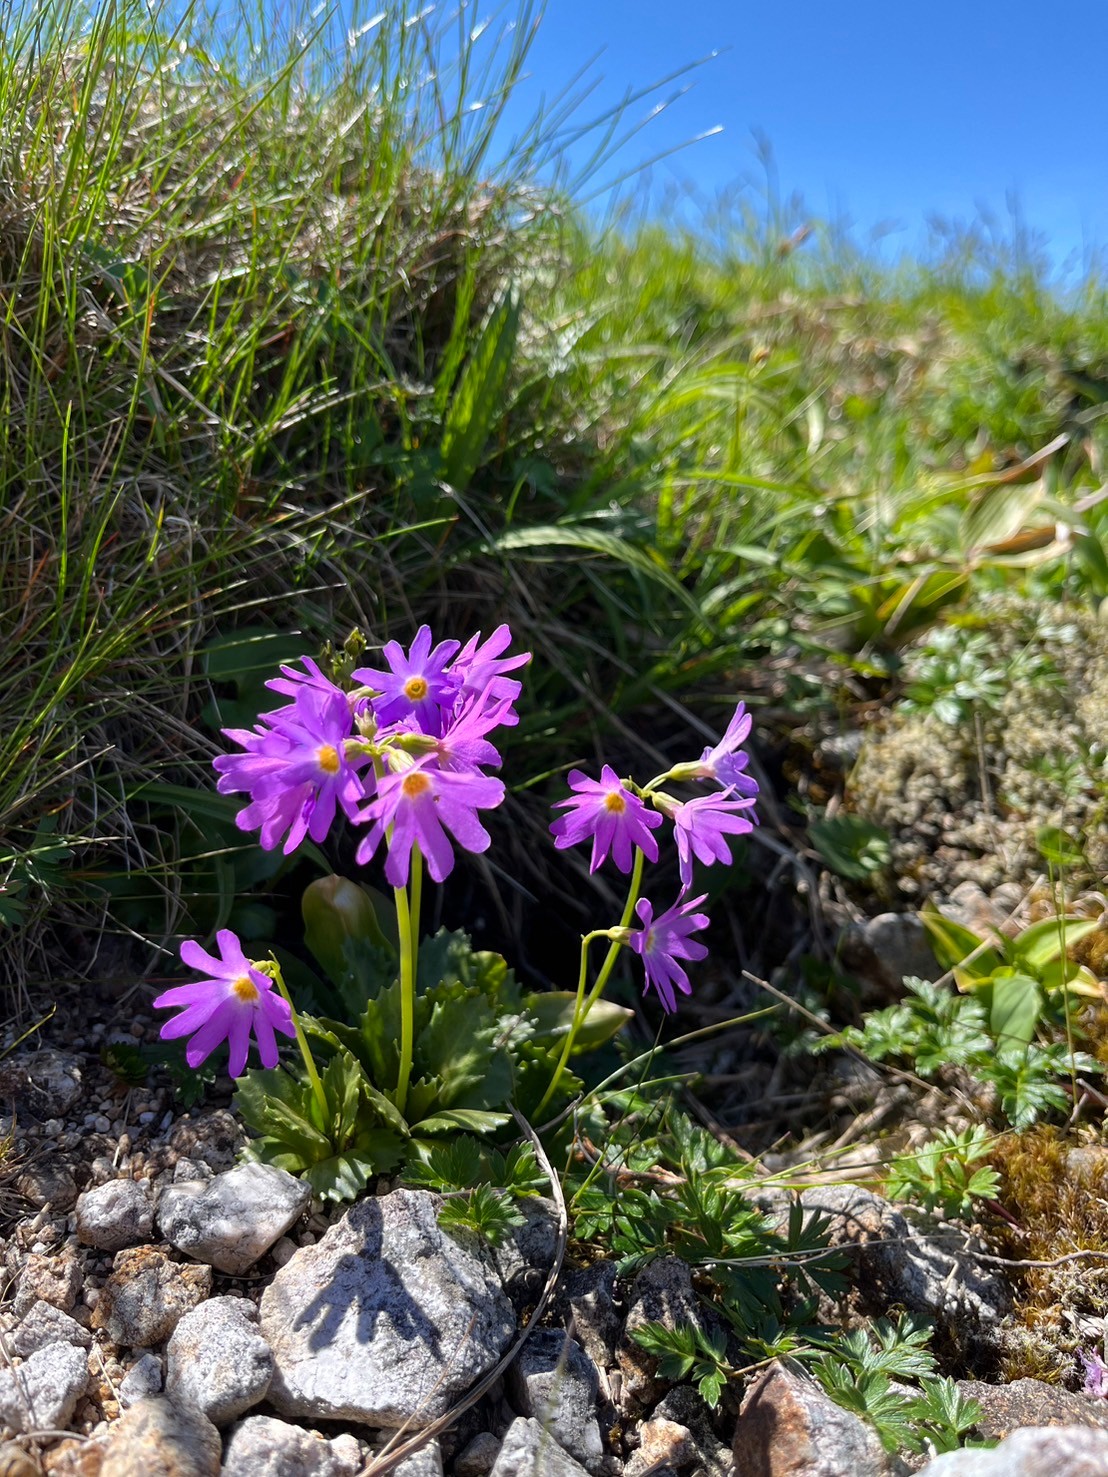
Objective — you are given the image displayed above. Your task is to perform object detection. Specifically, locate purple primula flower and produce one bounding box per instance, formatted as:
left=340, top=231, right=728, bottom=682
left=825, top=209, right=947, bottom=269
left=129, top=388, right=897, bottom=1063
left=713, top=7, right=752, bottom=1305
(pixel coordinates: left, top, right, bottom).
left=1082, top=1349, right=1108, bottom=1399
left=450, top=625, right=530, bottom=722
left=214, top=687, right=368, bottom=854
left=353, top=625, right=461, bottom=736
left=668, top=788, right=759, bottom=890
left=694, top=702, right=759, bottom=797
left=265, top=655, right=347, bottom=708
left=550, top=765, right=663, bottom=874
left=628, top=894, right=710, bottom=1013
left=356, top=758, right=505, bottom=886
left=433, top=689, right=513, bottom=773
left=154, top=929, right=295, bottom=1077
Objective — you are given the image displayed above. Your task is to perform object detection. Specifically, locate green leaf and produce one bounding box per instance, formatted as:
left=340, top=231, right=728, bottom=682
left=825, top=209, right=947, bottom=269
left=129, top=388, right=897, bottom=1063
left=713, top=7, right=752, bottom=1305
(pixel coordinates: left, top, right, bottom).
left=524, top=991, right=634, bottom=1049
left=414, top=1108, right=511, bottom=1136
left=919, top=907, right=1005, bottom=982
left=1035, top=825, right=1087, bottom=869
left=989, top=972, right=1043, bottom=1057
left=1012, top=916, right=1100, bottom=973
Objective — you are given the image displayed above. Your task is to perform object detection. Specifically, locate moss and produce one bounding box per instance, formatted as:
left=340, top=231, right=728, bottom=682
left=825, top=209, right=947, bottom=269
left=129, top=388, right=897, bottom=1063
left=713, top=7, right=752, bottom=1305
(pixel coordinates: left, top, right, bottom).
left=987, top=1126, right=1108, bottom=1379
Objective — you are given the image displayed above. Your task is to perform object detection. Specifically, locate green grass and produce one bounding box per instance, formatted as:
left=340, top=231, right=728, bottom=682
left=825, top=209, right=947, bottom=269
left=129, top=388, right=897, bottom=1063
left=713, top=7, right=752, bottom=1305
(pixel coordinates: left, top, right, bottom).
left=4, top=0, right=1108, bottom=991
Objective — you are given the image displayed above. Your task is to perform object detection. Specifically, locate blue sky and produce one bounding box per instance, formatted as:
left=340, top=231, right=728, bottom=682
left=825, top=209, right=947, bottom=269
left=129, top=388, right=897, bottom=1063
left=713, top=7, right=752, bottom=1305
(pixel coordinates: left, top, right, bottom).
left=484, top=0, right=1108, bottom=274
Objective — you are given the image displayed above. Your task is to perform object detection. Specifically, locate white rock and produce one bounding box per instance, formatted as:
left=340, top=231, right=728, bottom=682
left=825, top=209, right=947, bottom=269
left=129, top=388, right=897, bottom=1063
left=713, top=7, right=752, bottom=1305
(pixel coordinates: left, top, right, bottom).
left=166, top=1296, right=273, bottom=1425
left=0, top=1342, right=89, bottom=1433
left=916, top=1425, right=1108, bottom=1476
left=76, top=1179, right=155, bottom=1253
left=222, top=1414, right=363, bottom=1475
left=489, top=1418, right=591, bottom=1477
left=8, top=1300, right=91, bottom=1357
left=260, top=1187, right=515, bottom=1428
left=157, top=1162, right=310, bottom=1275
left=118, top=1353, right=163, bottom=1408
left=507, top=1330, right=605, bottom=1473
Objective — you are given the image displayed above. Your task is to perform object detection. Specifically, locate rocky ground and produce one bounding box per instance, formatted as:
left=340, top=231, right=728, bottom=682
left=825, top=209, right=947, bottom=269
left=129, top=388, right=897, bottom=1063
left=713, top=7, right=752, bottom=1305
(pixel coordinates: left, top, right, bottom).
left=2, top=1018, right=1108, bottom=1477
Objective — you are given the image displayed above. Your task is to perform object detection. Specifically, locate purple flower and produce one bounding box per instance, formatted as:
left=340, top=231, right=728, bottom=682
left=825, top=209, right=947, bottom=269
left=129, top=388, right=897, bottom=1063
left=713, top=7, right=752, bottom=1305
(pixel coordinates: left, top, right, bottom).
left=628, top=894, right=710, bottom=1013
left=1082, top=1349, right=1108, bottom=1399
left=353, top=626, right=461, bottom=735
left=550, top=766, right=663, bottom=874
left=669, top=789, right=758, bottom=889
left=433, top=690, right=513, bottom=773
left=265, top=655, right=347, bottom=708
left=214, top=687, right=367, bottom=854
left=694, top=702, right=759, bottom=797
left=451, top=625, right=530, bottom=722
left=154, top=930, right=295, bottom=1077
left=356, top=758, right=505, bottom=886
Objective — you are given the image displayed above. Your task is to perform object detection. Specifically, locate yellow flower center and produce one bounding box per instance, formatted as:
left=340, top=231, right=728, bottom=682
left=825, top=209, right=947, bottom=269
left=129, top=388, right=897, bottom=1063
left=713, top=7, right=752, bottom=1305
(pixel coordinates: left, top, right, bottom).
left=232, top=974, right=260, bottom=1003
left=403, top=675, right=429, bottom=702
left=401, top=771, right=433, bottom=799
left=604, top=790, right=627, bottom=815
left=317, top=744, right=341, bottom=775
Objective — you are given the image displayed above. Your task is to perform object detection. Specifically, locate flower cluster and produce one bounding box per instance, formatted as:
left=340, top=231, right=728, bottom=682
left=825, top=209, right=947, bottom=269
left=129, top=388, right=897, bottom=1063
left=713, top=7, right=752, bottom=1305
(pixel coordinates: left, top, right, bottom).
left=549, top=701, right=758, bottom=1011
left=214, top=624, right=528, bottom=885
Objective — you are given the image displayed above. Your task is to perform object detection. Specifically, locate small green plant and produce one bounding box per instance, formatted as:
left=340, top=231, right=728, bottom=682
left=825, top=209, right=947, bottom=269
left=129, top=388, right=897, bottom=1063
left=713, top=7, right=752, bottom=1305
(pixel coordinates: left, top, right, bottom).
left=900, top=626, right=1059, bottom=726
left=808, top=814, right=892, bottom=883
left=884, top=1126, right=1001, bottom=1219
left=630, top=1322, right=734, bottom=1408
left=818, top=975, right=1101, bottom=1130
left=811, top=1317, right=986, bottom=1455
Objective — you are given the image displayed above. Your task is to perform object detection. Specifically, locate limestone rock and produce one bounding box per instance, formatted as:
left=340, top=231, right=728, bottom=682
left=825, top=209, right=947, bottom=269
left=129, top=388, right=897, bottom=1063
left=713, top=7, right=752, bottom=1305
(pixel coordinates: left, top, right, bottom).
left=118, top=1354, right=162, bottom=1409
left=619, top=1259, right=713, bottom=1406
left=557, top=1263, right=621, bottom=1370
left=0, top=1050, right=82, bottom=1118
left=0, top=1342, right=89, bottom=1434
left=507, top=1329, right=605, bottom=1473
left=157, top=1163, right=309, bottom=1275
left=839, top=913, right=941, bottom=1002
left=651, top=1387, right=732, bottom=1477
left=492, top=1197, right=559, bottom=1311
left=958, top=1377, right=1108, bottom=1438
left=260, top=1187, right=514, bottom=1428
left=733, top=1360, right=887, bottom=1477
left=455, top=1432, right=503, bottom=1477
left=221, top=1415, right=363, bottom=1476
left=9, top=1301, right=91, bottom=1357
left=488, top=1418, right=591, bottom=1477
left=92, top=1247, right=211, bottom=1347
left=165, top=1295, right=272, bottom=1425
left=624, top=1418, right=697, bottom=1477
left=390, top=1439, right=445, bottom=1477
left=915, top=1425, right=1108, bottom=1476
left=14, top=1251, right=81, bottom=1316
left=792, top=1185, right=1009, bottom=1339
left=76, top=1181, right=155, bottom=1254
left=98, top=1396, right=220, bottom=1477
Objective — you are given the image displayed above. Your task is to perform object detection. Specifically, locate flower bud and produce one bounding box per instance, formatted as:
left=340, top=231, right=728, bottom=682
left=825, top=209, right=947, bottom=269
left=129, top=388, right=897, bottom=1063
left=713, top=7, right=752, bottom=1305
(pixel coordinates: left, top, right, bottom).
left=302, top=875, right=394, bottom=984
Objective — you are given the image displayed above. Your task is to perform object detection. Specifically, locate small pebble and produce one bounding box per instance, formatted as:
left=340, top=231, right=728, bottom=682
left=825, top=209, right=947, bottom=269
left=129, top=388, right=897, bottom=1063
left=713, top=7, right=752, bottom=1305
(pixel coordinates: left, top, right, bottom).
left=42, top=1119, right=64, bottom=1138
left=138, top=1112, right=155, bottom=1126
left=94, top=1117, right=111, bottom=1134
left=130, top=1022, right=145, bottom=1039
left=112, top=1120, right=126, bottom=1136
left=270, top=1237, right=297, bottom=1268
left=84, top=1288, right=99, bottom=1310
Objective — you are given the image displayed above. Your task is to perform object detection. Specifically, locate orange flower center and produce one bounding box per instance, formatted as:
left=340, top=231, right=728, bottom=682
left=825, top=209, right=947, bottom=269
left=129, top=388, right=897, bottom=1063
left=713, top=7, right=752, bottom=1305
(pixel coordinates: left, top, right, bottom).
left=232, top=974, right=260, bottom=1003
left=604, top=790, right=627, bottom=815
left=317, top=744, right=341, bottom=775
left=401, top=771, right=433, bottom=799
left=403, top=676, right=429, bottom=702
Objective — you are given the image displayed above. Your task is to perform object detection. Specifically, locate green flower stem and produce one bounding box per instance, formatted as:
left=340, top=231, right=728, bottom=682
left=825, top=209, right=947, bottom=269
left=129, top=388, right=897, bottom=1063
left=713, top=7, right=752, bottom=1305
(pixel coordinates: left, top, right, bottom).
left=271, top=962, right=329, bottom=1128
left=393, top=848, right=423, bottom=1117
left=410, top=845, right=423, bottom=993
left=536, top=846, right=646, bottom=1117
